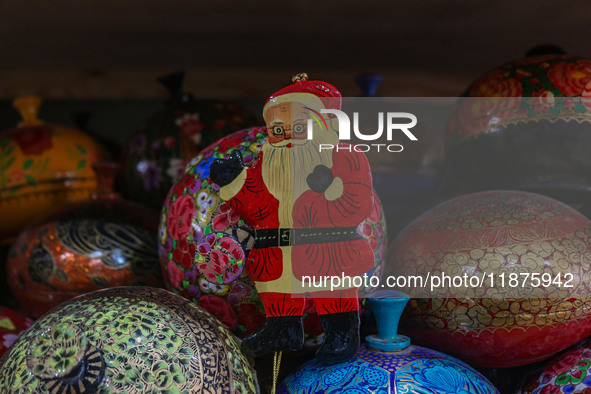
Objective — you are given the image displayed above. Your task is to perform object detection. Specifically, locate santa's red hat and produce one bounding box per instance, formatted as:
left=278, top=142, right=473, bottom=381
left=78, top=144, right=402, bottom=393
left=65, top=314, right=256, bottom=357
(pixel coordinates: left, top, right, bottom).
left=264, top=73, right=342, bottom=114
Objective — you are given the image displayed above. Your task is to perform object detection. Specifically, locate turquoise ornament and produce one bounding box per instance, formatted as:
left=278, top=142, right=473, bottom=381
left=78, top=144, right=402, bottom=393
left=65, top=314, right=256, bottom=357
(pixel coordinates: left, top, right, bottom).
left=278, top=291, right=498, bottom=394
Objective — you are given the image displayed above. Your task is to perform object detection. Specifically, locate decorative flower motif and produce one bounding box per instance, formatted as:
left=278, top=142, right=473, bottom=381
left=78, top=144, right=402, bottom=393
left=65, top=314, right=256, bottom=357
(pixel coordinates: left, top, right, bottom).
left=213, top=119, right=227, bottom=130
left=539, top=385, right=561, bottom=394
left=198, top=295, right=237, bottom=329
left=187, top=284, right=200, bottom=299
left=1, top=333, right=19, bottom=350
left=198, top=278, right=231, bottom=295
left=414, top=364, right=469, bottom=394
left=176, top=113, right=205, bottom=145
left=469, top=69, right=523, bottom=97
left=170, top=173, right=193, bottom=198
left=544, top=348, right=583, bottom=376
left=212, top=202, right=241, bottom=231
left=196, top=191, right=218, bottom=225
left=167, top=260, right=183, bottom=289
left=216, top=133, right=246, bottom=155
left=165, top=158, right=186, bottom=182
left=236, top=303, right=266, bottom=334
left=529, top=90, right=556, bottom=113
left=548, top=59, right=591, bottom=97
left=158, top=215, right=167, bottom=245
left=163, top=136, right=176, bottom=149
left=368, top=193, right=381, bottom=223
left=196, top=234, right=244, bottom=284
left=7, top=169, right=25, bottom=184
left=249, top=140, right=264, bottom=154
left=193, top=155, right=215, bottom=180
left=231, top=281, right=253, bottom=299
left=50, top=347, right=78, bottom=375
left=137, top=160, right=162, bottom=191
left=188, top=178, right=200, bottom=194
left=9, top=126, right=53, bottom=156
left=173, top=238, right=196, bottom=269
left=128, top=133, right=146, bottom=154
left=455, top=70, right=523, bottom=137
left=166, top=195, right=195, bottom=240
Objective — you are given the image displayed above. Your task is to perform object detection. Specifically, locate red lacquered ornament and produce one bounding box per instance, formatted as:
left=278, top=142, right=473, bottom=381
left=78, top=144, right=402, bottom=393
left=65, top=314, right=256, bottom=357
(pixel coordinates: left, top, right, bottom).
left=447, top=47, right=591, bottom=216
left=389, top=190, right=591, bottom=367
left=6, top=162, right=162, bottom=318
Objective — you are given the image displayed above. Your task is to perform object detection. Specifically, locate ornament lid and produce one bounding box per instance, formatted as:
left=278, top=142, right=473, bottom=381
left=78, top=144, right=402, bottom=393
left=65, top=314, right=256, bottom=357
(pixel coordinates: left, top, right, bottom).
left=26, top=322, right=99, bottom=381
left=524, top=44, right=566, bottom=57
left=355, top=73, right=383, bottom=97
left=90, top=161, right=120, bottom=200
left=366, top=290, right=411, bottom=352
left=13, top=95, right=44, bottom=127
left=158, top=69, right=193, bottom=103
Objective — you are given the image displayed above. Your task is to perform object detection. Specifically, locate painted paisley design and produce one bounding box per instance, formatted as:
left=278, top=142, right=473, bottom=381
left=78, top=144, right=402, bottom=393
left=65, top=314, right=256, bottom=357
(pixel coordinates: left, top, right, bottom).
left=56, top=220, right=159, bottom=277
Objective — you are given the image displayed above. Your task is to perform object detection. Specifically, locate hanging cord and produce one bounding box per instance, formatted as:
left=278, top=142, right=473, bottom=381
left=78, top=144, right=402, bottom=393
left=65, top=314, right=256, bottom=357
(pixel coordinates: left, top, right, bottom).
left=270, top=351, right=283, bottom=394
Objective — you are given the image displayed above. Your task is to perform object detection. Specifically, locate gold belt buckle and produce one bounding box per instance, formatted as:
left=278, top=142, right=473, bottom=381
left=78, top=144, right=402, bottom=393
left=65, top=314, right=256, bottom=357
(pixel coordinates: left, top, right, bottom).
left=279, top=228, right=291, bottom=246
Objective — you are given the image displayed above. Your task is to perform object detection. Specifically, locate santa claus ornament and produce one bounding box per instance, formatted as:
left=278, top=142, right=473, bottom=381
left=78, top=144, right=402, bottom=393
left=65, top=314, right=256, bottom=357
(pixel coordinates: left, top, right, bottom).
left=210, top=74, right=375, bottom=369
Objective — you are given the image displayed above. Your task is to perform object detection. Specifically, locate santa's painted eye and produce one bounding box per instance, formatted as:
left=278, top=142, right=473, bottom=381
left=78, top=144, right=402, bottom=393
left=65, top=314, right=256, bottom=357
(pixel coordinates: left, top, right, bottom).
left=272, top=126, right=284, bottom=135
left=293, top=124, right=305, bottom=134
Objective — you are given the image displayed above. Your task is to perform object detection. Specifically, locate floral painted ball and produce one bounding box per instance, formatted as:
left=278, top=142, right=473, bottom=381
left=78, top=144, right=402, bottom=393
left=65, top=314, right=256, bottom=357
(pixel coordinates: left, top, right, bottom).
left=388, top=190, right=591, bottom=367
left=446, top=48, right=591, bottom=216
left=120, top=71, right=258, bottom=209
left=159, top=126, right=387, bottom=343
left=519, top=338, right=591, bottom=394
left=0, top=287, right=257, bottom=393
left=0, top=96, right=110, bottom=244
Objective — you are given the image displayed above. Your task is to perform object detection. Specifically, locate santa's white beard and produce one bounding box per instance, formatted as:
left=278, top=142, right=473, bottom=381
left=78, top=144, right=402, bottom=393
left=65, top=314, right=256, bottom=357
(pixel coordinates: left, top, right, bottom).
left=261, top=134, right=336, bottom=226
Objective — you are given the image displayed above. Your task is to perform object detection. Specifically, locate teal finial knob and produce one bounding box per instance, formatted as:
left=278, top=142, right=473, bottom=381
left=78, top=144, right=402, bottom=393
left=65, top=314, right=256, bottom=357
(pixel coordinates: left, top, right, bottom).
left=366, top=290, right=411, bottom=352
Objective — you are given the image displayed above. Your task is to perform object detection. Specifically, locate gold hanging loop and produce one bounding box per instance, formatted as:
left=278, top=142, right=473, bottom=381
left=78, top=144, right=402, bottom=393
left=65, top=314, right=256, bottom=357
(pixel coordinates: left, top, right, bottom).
left=292, top=73, right=309, bottom=83
left=270, top=351, right=283, bottom=394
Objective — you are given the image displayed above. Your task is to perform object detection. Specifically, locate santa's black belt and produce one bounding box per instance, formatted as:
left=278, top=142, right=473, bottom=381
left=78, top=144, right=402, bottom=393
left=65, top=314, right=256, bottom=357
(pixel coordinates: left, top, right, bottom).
left=253, top=227, right=363, bottom=248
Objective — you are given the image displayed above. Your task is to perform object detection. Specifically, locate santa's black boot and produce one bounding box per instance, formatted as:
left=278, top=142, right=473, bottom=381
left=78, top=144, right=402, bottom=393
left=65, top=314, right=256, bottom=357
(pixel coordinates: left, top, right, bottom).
left=316, top=311, right=360, bottom=365
left=240, top=316, right=304, bottom=358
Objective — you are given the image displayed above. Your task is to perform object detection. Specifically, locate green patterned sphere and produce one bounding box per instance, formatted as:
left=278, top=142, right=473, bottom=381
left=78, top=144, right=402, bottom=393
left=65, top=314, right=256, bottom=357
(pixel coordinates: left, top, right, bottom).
left=0, top=287, right=257, bottom=393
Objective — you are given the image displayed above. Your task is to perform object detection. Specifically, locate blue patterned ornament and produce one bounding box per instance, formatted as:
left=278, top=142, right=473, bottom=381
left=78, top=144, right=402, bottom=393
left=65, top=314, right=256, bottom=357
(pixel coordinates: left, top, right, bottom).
left=278, top=291, right=498, bottom=394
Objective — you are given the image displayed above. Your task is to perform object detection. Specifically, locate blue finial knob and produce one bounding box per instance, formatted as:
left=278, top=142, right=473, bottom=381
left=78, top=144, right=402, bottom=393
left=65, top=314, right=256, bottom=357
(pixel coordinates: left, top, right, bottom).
left=355, top=73, right=383, bottom=97
left=366, top=290, right=411, bottom=352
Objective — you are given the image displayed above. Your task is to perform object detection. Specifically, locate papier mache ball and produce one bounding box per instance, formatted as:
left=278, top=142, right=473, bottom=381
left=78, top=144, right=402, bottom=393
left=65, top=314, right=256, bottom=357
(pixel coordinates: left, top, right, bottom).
left=279, top=291, right=499, bottom=394
left=519, top=338, right=591, bottom=394
left=446, top=47, right=591, bottom=216
left=0, top=96, right=110, bottom=244
left=6, top=163, right=163, bottom=318
left=120, top=70, right=258, bottom=209
left=0, top=287, right=258, bottom=393
left=159, top=126, right=387, bottom=344
left=388, top=190, right=591, bottom=367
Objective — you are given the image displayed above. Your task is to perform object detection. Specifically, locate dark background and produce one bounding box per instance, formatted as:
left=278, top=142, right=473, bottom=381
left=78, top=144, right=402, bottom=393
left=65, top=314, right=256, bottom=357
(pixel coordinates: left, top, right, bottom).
left=1, top=1, right=590, bottom=99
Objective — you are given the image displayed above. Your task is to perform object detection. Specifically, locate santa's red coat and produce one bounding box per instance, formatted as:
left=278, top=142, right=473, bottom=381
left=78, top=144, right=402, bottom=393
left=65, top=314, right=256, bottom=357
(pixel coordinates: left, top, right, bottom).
left=225, top=143, right=375, bottom=290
